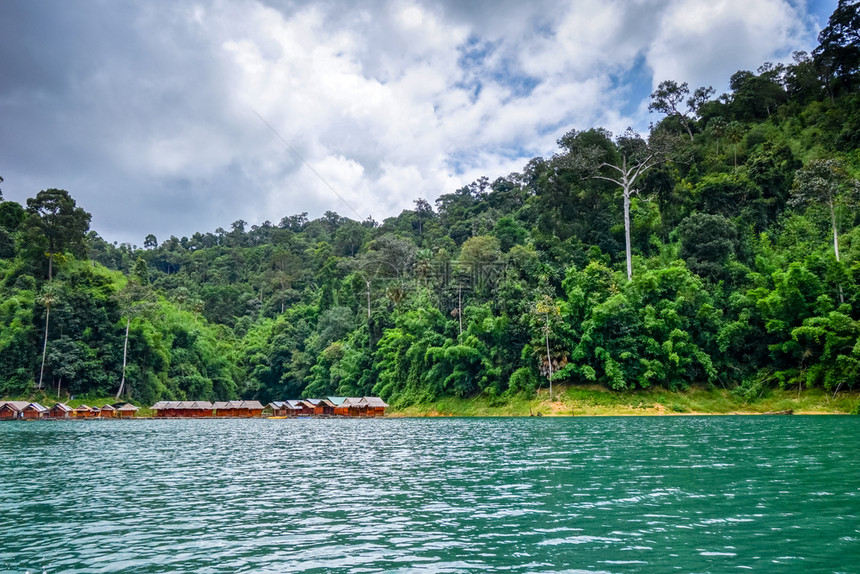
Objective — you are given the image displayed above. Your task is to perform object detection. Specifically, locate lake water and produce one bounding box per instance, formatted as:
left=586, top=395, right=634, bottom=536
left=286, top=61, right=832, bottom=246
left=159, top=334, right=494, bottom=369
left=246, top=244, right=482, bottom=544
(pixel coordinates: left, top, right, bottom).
left=1, top=416, right=859, bottom=573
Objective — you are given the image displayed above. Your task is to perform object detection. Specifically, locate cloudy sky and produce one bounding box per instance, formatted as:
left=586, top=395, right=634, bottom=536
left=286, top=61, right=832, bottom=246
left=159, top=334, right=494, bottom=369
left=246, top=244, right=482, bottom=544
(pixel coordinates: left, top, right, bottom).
left=0, top=0, right=837, bottom=245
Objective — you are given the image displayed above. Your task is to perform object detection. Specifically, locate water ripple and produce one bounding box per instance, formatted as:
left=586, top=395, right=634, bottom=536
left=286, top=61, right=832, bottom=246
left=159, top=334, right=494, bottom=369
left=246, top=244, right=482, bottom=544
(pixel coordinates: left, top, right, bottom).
left=1, top=416, right=859, bottom=573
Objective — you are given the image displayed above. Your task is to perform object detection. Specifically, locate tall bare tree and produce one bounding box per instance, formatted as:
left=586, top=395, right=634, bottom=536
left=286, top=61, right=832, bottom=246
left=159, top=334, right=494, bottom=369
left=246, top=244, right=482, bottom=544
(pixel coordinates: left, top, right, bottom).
left=791, top=158, right=860, bottom=263
left=558, top=128, right=674, bottom=281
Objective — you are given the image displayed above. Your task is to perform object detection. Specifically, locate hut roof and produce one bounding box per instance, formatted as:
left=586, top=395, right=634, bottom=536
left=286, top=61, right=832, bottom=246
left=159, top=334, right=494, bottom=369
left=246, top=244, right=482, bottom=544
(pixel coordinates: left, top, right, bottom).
left=268, top=401, right=298, bottom=410
left=117, top=403, right=139, bottom=412
left=286, top=400, right=304, bottom=408
left=345, top=397, right=367, bottom=406
left=100, top=404, right=116, bottom=412
left=318, top=399, right=336, bottom=408
left=74, top=405, right=93, bottom=412
left=212, top=401, right=230, bottom=409
left=191, top=401, right=213, bottom=409
left=327, top=397, right=347, bottom=405
left=151, top=401, right=168, bottom=410
left=2, top=401, right=31, bottom=411
left=242, top=400, right=264, bottom=410
left=364, top=397, right=389, bottom=408
left=50, top=403, right=73, bottom=412
left=305, top=398, right=321, bottom=406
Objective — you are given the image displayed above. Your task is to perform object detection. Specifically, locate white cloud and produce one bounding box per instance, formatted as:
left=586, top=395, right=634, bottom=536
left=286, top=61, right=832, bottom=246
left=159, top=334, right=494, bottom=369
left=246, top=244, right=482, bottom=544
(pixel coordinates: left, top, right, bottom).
left=0, top=0, right=829, bottom=243
left=646, top=0, right=810, bottom=91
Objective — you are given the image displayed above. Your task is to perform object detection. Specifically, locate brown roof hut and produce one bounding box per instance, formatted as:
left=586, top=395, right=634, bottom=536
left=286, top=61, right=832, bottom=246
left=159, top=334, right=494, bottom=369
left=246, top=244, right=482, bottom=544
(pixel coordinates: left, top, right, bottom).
left=100, top=404, right=116, bottom=418
left=49, top=403, right=73, bottom=418
left=364, top=397, right=389, bottom=417
left=313, top=399, right=336, bottom=416
left=267, top=402, right=294, bottom=417
left=243, top=400, right=264, bottom=417
left=212, top=401, right=230, bottom=416
left=116, top=403, right=139, bottom=418
left=346, top=397, right=369, bottom=417
left=0, top=403, right=15, bottom=419
left=150, top=401, right=168, bottom=416
left=213, top=400, right=263, bottom=418
left=190, top=401, right=214, bottom=417
left=219, top=400, right=244, bottom=417
left=0, top=401, right=31, bottom=419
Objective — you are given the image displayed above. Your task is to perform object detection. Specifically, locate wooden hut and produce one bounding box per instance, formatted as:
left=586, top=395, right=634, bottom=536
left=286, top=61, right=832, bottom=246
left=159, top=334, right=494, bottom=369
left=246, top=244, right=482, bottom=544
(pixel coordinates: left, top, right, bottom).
left=72, top=405, right=95, bottom=418
left=0, top=403, right=16, bottom=419
left=287, top=400, right=312, bottom=416
left=49, top=403, right=73, bottom=418
left=190, top=401, right=214, bottom=417
left=267, top=402, right=291, bottom=417
left=313, top=399, right=336, bottom=416
left=0, top=401, right=30, bottom=420
left=345, top=397, right=368, bottom=417
left=22, top=403, right=49, bottom=419
left=213, top=400, right=263, bottom=418
left=100, top=404, right=116, bottom=418
left=243, top=400, right=264, bottom=417
left=364, top=397, right=389, bottom=417
left=0, top=401, right=30, bottom=419
left=116, top=403, right=139, bottom=418
left=333, top=398, right=351, bottom=416
left=219, top=400, right=243, bottom=417
left=212, top=401, right=230, bottom=416
left=159, top=401, right=213, bottom=417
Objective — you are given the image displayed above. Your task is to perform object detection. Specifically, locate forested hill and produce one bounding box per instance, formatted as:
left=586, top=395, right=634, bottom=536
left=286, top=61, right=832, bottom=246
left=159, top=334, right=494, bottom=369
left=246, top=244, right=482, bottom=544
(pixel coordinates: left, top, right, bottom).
left=2, top=2, right=860, bottom=406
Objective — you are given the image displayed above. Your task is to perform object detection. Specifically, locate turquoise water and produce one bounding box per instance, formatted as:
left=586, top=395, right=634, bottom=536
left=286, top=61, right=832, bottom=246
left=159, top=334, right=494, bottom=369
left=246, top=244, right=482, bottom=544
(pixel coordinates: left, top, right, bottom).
left=1, top=416, right=858, bottom=573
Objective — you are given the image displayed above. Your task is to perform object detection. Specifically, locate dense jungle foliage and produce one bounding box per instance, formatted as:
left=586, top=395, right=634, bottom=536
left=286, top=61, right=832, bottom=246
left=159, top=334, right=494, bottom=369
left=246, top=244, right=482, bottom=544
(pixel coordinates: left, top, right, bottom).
left=2, top=1, right=860, bottom=406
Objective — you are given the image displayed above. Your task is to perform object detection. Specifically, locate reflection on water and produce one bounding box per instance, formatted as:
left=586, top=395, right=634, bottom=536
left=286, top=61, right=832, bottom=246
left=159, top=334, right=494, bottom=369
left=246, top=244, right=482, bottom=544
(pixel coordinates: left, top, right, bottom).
left=1, top=416, right=858, bottom=573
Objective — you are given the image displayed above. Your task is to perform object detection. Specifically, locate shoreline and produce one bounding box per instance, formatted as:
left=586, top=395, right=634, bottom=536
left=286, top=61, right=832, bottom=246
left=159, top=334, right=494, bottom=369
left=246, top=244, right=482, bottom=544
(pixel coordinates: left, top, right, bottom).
left=3, top=386, right=858, bottom=420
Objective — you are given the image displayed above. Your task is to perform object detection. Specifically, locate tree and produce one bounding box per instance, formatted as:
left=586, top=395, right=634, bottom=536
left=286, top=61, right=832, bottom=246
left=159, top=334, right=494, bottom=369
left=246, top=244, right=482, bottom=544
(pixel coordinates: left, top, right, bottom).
left=559, top=128, right=673, bottom=281
left=535, top=295, right=560, bottom=400
left=0, top=200, right=26, bottom=231
left=813, top=0, right=860, bottom=93
left=143, top=234, right=158, bottom=249
left=25, top=189, right=91, bottom=280
left=790, top=158, right=860, bottom=263
left=413, top=198, right=434, bottom=236
left=648, top=80, right=714, bottom=140
left=677, top=213, right=739, bottom=281
left=724, top=121, right=745, bottom=168
left=132, top=257, right=150, bottom=284
left=113, top=281, right=157, bottom=399
left=37, top=285, right=60, bottom=390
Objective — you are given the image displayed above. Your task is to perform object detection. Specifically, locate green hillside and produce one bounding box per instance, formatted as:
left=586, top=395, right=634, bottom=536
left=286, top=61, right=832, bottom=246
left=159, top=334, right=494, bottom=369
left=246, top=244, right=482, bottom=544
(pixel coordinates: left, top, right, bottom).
left=2, top=2, right=860, bottom=410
